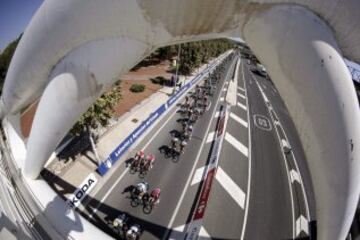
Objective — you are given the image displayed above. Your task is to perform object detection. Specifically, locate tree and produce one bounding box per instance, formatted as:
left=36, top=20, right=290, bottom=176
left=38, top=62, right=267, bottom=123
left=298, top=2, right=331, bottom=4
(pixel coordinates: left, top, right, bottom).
left=70, top=81, right=122, bottom=136
left=178, top=39, right=235, bottom=75
left=0, top=34, right=22, bottom=93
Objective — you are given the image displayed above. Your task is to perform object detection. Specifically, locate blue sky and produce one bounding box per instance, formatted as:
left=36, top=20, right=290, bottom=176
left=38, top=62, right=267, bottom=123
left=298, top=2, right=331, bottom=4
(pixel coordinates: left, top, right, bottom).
left=0, top=0, right=43, bottom=52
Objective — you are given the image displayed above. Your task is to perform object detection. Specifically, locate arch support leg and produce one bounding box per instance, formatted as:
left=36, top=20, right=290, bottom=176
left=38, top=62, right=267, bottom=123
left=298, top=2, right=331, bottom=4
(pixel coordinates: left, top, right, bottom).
left=243, top=5, right=360, bottom=240
left=23, top=39, right=150, bottom=179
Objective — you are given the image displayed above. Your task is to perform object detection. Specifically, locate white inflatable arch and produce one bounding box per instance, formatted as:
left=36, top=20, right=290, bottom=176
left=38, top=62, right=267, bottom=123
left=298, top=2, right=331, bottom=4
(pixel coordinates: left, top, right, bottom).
left=1, top=1, right=360, bottom=239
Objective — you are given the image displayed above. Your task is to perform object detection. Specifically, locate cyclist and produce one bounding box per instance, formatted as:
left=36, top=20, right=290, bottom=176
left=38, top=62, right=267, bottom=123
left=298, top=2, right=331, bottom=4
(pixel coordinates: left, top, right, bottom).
left=203, top=95, right=209, bottom=109
left=181, top=121, right=188, bottom=132
left=134, top=181, right=149, bottom=199
left=150, top=188, right=161, bottom=205
left=180, top=139, right=187, bottom=153
left=196, top=106, right=204, bottom=116
left=187, top=108, right=193, bottom=119
left=132, top=150, right=145, bottom=170
left=126, top=224, right=141, bottom=240
left=185, top=95, right=189, bottom=104
left=113, top=213, right=128, bottom=234
left=135, top=150, right=144, bottom=161
left=144, top=154, right=155, bottom=172
left=182, top=123, right=192, bottom=140
left=171, top=136, right=179, bottom=151
left=187, top=125, right=193, bottom=135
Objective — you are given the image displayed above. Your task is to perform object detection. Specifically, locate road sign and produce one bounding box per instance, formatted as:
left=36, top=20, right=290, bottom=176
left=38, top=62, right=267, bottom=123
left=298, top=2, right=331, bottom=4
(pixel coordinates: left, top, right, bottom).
left=253, top=114, right=272, bottom=131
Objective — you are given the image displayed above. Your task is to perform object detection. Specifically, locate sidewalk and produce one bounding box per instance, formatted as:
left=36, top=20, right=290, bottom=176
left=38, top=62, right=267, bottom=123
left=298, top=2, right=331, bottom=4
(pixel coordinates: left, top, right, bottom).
left=43, top=55, right=225, bottom=199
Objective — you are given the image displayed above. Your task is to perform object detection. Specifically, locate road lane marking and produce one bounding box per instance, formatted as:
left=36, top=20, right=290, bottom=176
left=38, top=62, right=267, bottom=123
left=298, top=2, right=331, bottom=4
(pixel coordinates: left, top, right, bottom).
left=240, top=58, right=252, bottom=240
left=238, top=86, right=245, bottom=92
left=230, top=112, right=248, bottom=128
left=272, top=109, right=310, bottom=220
left=220, top=97, right=224, bottom=101
left=253, top=114, right=272, bottom=131
left=89, top=108, right=179, bottom=219
left=216, top=167, right=246, bottom=209
left=237, top=93, right=246, bottom=99
left=296, top=215, right=309, bottom=236
left=174, top=224, right=185, bottom=232
left=191, top=166, right=206, bottom=185
left=200, top=227, right=210, bottom=237
left=206, top=132, right=215, bottom=143
left=290, top=169, right=301, bottom=184
left=254, top=78, right=296, bottom=238
left=206, top=101, right=212, bottom=111
left=90, top=61, right=225, bottom=218
left=225, top=132, right=248, bottom=157
left=237, top=102, right=247, bottom=111
left=214, top=111, right=220, bottom=118
left=164, top=57, right=237, bottom=239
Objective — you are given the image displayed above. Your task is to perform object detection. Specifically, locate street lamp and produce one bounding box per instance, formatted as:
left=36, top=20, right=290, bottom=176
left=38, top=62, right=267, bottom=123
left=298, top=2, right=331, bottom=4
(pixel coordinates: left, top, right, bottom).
left=173, top=44, right=181, bottom=94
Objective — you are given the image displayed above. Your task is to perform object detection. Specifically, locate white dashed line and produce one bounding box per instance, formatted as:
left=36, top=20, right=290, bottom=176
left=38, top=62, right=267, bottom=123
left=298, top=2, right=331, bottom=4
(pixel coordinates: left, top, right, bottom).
left=296, top=215, right=309, bottom=236
left=237, top=93, right=246, bottom=99
left=191, top=166, right=206, bottom=185
left=216, top=167, right=246, bottom=209
left=220, top=97, right=225, bottom=101
left=214, top=111, right=220, bottom=118
left=206, top=132, right=215, bottom=143
left=290, top=169, right=301, bottom=184
left=230, top=112, right=248, bottom=128
left=200, top=227, right=210, bottom=238
left=225, top=132, right=248, bottom=157
left=173, top=224, right=185, bottom=232
left=237, top=102, right=247, bottom=111
left=165, top=58, right=235, bottom=239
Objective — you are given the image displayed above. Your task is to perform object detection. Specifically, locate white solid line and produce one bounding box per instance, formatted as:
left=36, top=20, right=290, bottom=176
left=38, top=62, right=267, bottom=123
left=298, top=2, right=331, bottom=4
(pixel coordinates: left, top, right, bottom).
left=238, top=86, right=245, bottom=92
left=237, top=93, right=246, bottom=99
left=230, top=112, right=248, bottom=128
left=164, top=58, right=237, bottom=239
left=191, top=166, right=206, bottom=185
left=240, top=58, right=252, bottom=240
left=237, top=102, right=247, bottom=111
left=206, top=132, right=215, bottom=143
left=255, top=80, right=295, bottom=238
left=216, top=167, right=246, bottom=209
left=174, top=224, right=185, bottom=232
left=89, top=109, right=179, bottom=219
left=225, top=132, right=248, bottom=157
left=200, top=227, right=210, bottom=237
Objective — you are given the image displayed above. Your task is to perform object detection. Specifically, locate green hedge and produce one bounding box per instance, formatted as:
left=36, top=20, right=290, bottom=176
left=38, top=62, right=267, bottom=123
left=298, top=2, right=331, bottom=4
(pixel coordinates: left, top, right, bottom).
left=130, top=84, right=146, bottom=93
left=150, top=76, right=167, bottom=85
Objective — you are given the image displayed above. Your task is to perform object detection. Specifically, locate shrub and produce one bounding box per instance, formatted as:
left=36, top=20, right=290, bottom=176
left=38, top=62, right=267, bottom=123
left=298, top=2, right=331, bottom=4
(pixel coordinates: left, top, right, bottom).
left=150, top=76, right=166, bottom=85
left=130, top=84, right=146, bottom=93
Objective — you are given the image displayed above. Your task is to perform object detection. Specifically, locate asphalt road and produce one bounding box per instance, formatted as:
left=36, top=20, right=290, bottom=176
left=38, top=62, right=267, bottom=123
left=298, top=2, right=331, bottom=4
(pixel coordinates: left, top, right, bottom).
left=79, top=53, right=315, bottom=240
